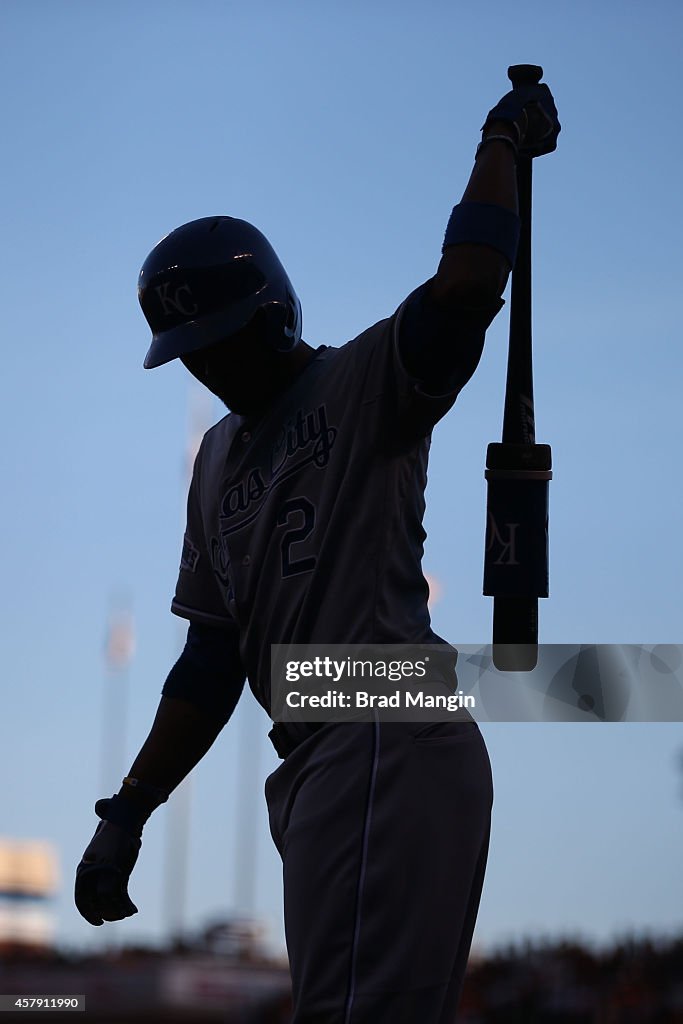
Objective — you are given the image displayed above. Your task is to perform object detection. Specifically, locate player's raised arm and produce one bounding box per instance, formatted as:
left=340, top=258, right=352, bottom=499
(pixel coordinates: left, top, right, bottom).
left=75, top=623, right=245, bottom=927
left=399, top=78, right=560, bottom=393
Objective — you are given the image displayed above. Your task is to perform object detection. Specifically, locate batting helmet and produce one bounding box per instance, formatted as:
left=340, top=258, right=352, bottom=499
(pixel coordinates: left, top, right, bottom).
left=138, top=217, right=302, bottom=369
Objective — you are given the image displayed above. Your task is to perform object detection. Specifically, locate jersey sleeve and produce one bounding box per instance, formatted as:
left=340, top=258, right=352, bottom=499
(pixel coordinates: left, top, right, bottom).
left=171, top=439, right=235, bottom=629
left=397, top=279, right=504, bottom=394
left=380, top=279, right=504, bottom=437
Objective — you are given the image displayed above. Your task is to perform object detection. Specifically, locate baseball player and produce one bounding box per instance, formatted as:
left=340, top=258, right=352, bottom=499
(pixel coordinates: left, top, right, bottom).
left=76, top=79, right=559, bottom=1022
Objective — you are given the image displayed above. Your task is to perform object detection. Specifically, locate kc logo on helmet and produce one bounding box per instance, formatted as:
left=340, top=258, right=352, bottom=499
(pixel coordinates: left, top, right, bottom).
left=155, top=281, right=199, bottom=317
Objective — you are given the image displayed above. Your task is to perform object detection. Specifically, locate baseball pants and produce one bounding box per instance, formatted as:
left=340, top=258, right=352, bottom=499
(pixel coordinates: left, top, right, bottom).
left=265, top=718, right=493, bottom=1023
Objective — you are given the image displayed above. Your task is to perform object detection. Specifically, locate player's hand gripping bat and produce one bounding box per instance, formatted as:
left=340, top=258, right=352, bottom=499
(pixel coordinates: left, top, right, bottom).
left=483, top=64, right=554, bottom=671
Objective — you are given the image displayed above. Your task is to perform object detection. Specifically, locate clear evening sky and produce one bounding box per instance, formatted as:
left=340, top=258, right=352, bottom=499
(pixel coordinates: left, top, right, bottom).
left=1, top=1, right=681, bottom=955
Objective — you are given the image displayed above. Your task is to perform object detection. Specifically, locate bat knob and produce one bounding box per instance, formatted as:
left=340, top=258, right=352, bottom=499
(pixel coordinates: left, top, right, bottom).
left=507, top=64, right=543, bottom=88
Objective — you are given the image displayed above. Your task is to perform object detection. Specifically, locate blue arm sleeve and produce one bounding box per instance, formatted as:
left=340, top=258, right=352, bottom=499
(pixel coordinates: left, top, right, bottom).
left=161, top=621, right=246, bottom=725
left=442, top=202, right=521, bottom=268
left=398, top=281, right=504, bottom=395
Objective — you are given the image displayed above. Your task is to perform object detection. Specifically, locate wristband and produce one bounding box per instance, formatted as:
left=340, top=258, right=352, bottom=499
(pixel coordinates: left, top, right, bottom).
left=475, top=133, right=519, bottom=162
left=442, top=202, right=521, bottom=269
left=122, top=776, right=169, bottom=804
left=94, top=794, right=151, bottom=837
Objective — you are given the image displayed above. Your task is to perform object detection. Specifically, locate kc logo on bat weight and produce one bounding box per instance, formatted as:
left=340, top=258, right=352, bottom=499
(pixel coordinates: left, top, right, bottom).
left=486, top=512, right=520, bottom=567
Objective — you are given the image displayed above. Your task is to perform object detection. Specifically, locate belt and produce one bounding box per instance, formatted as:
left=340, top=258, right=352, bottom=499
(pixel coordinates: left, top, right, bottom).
left=268, top=721, right=324, bottom=759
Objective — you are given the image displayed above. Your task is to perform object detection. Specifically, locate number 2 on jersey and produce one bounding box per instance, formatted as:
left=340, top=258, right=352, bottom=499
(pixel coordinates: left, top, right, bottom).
left=277, top=498, right=317, bottom=578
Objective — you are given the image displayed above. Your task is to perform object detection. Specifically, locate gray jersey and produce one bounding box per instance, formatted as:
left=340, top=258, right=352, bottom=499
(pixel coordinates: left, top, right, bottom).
left=172, top=286, right=463, bottom=713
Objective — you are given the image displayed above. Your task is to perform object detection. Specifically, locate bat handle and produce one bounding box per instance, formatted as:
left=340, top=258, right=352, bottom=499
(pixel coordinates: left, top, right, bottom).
left=507, top=64, right=543, bottom=88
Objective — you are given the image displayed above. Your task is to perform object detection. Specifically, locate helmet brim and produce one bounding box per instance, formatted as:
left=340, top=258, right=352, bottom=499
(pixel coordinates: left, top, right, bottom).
left=143, top=301, right=256, bottom=369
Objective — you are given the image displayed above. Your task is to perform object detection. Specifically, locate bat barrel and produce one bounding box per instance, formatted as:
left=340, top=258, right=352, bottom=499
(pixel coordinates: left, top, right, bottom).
left=492, top=603, right=539, bottom=671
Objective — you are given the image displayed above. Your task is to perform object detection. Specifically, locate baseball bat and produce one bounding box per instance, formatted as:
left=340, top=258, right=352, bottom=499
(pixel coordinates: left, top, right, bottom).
left=483, top=64, right=552, bottom=672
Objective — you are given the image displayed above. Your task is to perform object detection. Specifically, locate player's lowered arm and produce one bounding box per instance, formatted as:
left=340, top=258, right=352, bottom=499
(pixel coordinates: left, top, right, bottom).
left=75, top=694, right=228, bottom=927
left=115, top=621, right=247, bottom=807
left=120, top=694, right=229, bottom=804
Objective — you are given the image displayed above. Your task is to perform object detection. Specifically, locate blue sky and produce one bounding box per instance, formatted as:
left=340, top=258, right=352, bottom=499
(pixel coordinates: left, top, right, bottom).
left=1, top=1, right=682, bottom=956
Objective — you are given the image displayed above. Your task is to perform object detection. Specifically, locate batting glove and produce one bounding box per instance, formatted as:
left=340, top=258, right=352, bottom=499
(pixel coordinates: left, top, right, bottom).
left=483, top=81, right=560, bottom=157
left=74, top=797, right=143, bottom=926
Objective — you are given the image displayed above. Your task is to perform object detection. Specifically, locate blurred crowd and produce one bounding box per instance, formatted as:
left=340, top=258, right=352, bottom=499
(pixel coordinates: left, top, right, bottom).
left=0, top=932, right=681, bottom=1022
left=460, top=935, right=683, bottom=1022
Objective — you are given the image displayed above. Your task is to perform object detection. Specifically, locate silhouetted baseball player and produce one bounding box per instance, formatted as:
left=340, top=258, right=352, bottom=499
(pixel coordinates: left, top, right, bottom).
left=76, top=76, right=559, bottom=1022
